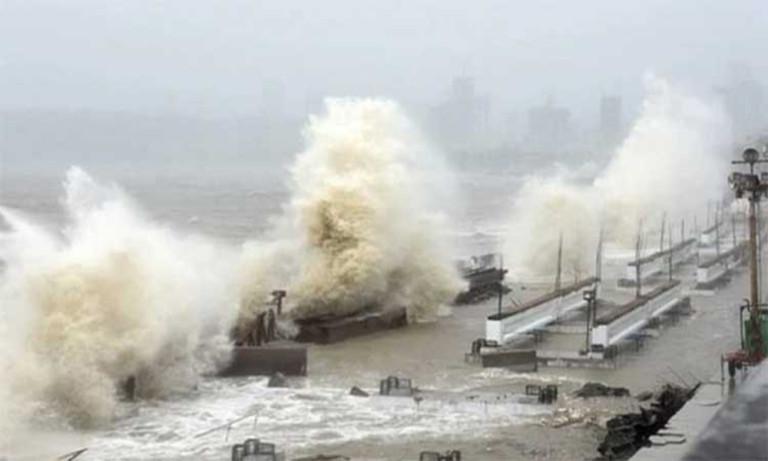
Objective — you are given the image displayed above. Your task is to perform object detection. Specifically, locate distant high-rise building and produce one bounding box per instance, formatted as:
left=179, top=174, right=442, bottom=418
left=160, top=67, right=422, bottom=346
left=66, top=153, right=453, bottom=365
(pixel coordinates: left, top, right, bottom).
left=452, top=77, right=475, bottom=101
left=429, top=77, right=490, bottom=151
left=723, top=80, right=765, bottom=143
left=718, top=63, right=766, bottom=144
left=599, top=95, right=623, bottom=149
left=525, top=99, right=572, bottom=153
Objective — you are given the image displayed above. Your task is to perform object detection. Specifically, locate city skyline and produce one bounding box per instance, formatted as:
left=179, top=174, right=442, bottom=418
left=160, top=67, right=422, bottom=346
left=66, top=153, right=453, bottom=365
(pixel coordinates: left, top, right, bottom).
left=3, top=1, right=767, bottom=118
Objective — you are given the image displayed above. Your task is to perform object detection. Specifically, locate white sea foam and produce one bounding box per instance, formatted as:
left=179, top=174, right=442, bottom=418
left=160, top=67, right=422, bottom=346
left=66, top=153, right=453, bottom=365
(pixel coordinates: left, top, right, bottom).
left=505, top=76, right=731, bottom=279
left=74, top=377, right=549, bottom=460
left=240, top=99, right=461, bottom=322
left=0, top=168, right=238, bottom=432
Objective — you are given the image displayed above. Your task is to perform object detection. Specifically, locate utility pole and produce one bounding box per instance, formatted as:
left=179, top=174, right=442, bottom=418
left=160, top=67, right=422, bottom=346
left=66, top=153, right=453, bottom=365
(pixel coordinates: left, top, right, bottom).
left=694, top=214, right=699, bottom=237
left=583, top=288, right=596, bottom=354
left=555, top=231, right=563, bottom=291
left=668, top=222, right=673, bottom=282
left=635, top=221, right=643, bottom=298
left=681, top=218, right=685, bottom=243
left=595, top=227, right=604, bottom=296
left=497, top=254, right=505, bottom=317
left=592, top=226, right=604, bottom=330
left=715, top=203, right=722, bottom=259
left=729, top=147, right=767, bottom=364
left=271, top=290, right=287, bottom=315
left=694, top=215, right=701, bottom=266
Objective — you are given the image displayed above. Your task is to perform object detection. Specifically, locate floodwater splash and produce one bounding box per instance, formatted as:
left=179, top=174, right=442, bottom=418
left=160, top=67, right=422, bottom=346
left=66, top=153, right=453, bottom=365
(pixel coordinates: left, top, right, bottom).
left=241, top=99, right=461, bottom=322
left=0, top=168, right=238, bottom=430
left=506, top=76, right=731, bottom=279
left=506, top=178, right=599, bottom=281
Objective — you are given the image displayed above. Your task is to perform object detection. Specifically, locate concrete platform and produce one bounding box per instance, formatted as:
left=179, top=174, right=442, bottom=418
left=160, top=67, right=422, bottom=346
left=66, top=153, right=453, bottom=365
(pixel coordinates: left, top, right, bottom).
left=537, top=349, right=617, bottom=369
left=294, top=307, right=408, bottom=344
left=218, top=342, right=308, bottom=377
left=630, top=361, right=768, bottom=461
left=478, top=348, right=537, bottom=371
left=683, top=362, right=768, bottom=461
left=629, top=380, right=725, bottom=461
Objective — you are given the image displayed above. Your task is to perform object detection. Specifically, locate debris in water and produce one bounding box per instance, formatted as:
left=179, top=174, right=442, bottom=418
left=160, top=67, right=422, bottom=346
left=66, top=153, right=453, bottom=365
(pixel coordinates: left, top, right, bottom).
left=349, top=386, right=369, bottom=397
left=595, top=383, right=697, bottom=460
left=574, top=382, right=631, bottom=398
left=267, top=372, right=288, bottom=388
left=379, top=376, right=415, bottom=397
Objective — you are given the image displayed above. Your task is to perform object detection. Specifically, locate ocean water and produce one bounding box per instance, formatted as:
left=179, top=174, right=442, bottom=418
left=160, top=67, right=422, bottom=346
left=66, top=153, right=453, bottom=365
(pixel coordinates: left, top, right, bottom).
left=0, top=169, right=748, bottom=460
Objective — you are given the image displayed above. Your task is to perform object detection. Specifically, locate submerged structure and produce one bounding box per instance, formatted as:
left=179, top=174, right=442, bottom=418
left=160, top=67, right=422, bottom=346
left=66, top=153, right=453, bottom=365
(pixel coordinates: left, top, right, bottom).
left=221, top=292, right=308, bottom=377
left=485, top=277, right=598, bottom=345
left=695, top=242, right=746, bottom=289
left=454, top=253, right=507, bottom=304
left=230, top=438, right=282, bottom=461
left=590, top=281, right=688, bottom=356
left=617, top=238, right=697, bottom=287
left=294, top=307, right=408, bottom=344
left=418, top=451, right=462, bottom=461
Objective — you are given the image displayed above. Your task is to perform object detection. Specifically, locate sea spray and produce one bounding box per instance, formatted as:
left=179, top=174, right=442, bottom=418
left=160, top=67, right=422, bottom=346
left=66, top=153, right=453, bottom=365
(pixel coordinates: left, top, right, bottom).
left=0, top=168, right=238, bottom=429
left=506, top=177, right=599, bottom=280
left=505, top=76, right=730, bottom=279
left=240, top=99, right=461, bottom=322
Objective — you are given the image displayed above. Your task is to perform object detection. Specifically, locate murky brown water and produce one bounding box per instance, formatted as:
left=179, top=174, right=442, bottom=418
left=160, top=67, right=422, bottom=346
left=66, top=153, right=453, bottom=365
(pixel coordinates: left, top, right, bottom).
left=0, top=171, right=751, bottom=460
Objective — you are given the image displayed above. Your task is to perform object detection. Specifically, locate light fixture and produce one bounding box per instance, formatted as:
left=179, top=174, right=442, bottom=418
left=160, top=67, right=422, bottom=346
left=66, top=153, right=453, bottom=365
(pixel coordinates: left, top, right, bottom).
left=744, top=147, right=760, bottom=164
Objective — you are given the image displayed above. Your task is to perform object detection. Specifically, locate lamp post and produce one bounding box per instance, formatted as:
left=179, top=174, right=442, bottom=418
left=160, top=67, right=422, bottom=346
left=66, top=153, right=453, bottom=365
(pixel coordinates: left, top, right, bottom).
left=271, top=290, right=287, bottom=315
left=583, top=288, right=596, bottom=354
left=728, top=147, right=768, bottom=365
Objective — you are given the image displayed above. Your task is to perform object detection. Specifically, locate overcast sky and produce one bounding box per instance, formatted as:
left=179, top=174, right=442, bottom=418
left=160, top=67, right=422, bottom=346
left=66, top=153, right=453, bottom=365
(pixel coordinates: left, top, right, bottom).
left=2, top=0, right=766, bottom=119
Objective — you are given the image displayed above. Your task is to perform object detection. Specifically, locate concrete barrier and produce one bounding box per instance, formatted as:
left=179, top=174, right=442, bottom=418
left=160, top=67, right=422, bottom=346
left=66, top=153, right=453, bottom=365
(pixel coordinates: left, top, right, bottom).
left=623, top=256, right=663, bottom=283
left=696, top=243, right=745, bottom=288
left=671, top=238, right=698, bottom=266
left=619, top=239, right=697, bottom=286
left=591, top=281, right=684, bottom=352
left=479, top=349, right=537, bottom=371
left=486, top=278, right=597, bottom=344
left=295, top=307, right=407, bottom=344
left=379, top=376, right=414, bottom=396
left=699, top=222, right=721, bottom=246
left=219, top=343, right=307, bottom=377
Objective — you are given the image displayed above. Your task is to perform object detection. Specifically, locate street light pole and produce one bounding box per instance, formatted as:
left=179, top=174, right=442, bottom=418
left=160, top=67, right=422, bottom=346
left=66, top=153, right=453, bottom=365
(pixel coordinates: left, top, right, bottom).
left=748, top=195, right=759, bottom=311
left=729, top=147, right=767, bottom=363
left=583, top=288, right=596, bottom=354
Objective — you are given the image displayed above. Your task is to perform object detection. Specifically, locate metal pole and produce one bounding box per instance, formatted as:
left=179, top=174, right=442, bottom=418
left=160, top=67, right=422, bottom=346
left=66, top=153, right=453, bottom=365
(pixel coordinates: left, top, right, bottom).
left=584, top=292, right=593, bottom=353
left=668, top=222, right=673, bottom=281
left=272, top=289, right=286, bottom=315
left=498, top=254, right=504, bottom=317
left=749, top=197, right=759, bottom=310
left=715, top=205, right=721, bottom=258
left=729, top=148, right=768, bottom=364
left=555, top=231, right=563, bottom=291
left=681, top=218, right=685, bottom=243
left=595, top=226, right=604, bottom=298
left=748, top=194, right=765, bottom=360
left=497, top=281, right=503, bottom=317
left=757, top=203, right=763, bottom=303
left=694, top=214, right=701, bottom=266
left=635, top=220, right=643, bottom=298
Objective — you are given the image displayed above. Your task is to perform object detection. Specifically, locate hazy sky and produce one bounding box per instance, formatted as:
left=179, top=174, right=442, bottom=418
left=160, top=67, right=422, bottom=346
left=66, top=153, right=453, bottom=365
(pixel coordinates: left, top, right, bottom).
left=2, top=0, right=767, bottom=118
